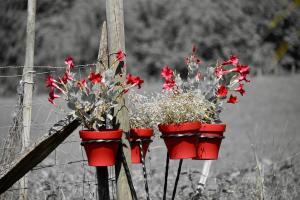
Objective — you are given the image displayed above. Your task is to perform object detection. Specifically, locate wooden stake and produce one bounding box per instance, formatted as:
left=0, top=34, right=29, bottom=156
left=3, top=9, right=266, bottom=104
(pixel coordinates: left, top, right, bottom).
left=0, top=115, right=80, bottom=194
left=20, top=0, right=37, bottom=199
left=105, top=0, right=132, bottom=199
left=95, top=21, right=111, bottom=200
left=96, top=167, right=110, bottom=200
left=97, top=21, right=108, bottom=72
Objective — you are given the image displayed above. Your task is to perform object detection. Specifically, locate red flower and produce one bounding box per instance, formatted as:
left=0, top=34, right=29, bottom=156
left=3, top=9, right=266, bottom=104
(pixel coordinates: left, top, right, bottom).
left=133, top=76, right=144, bottom=89
left=163, top=79, right=176, bottom=91
left=192, top=45, right=196, bottom=53
left=227, top=95, right=237, bottom=104
left=62, top=71, right=73, bottom=84
left=126, top=74, right=144, bottom=88
left=223, top=55, right=238, bottom=67
left=214, top=66, right=228, bottom=78
left=116, top=50, right=125, bottom=61
left=126, top=74, right=135, bottom=85
left=161, top=65, right=173, bottom=80
left=46, top=74, right=58, bottom=88
left=46, top=74, right=65, bottom=93
left=48, top=87, right=60, bottom=104
left=237, top=73, right=250, bottom=83
left=239, top=65, right=250, bottom=75
left=229, top=64, right=250, bottom=75
left=88, top=72, right=102, bottom=84
left=77, top=79, right=87, bottom=90
left=235, top=83, right=246, bottom=96
left=64, top=56, right=74, bottom=69
left=217, top=84, right=228, bottom=97
left=195, top=57, right=201, bottom=64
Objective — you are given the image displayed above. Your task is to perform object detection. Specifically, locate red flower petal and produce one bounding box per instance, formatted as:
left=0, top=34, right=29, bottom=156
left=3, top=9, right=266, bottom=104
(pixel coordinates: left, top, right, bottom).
left=133, top=76, right=144, bottom=89
left=116, top=50, right=125, bottom=61
left=126, top=74, right=135, bottom=85
left=192, top=45, right=196, bottom=53
left=235, top=83, right=246, bottom=96
left=64, top=56, right=74, bottom=69
left=161, top=65, right=173, bottom=80
left=48, top=97, right=55, bottom=104
left=217, top=84, right=228, bottom=97
left=237, top=73, right=250, bottom=83
left=214, top=66, right=229, bottom=78
left=223, top=55, right=238, bottom=67
left=227, top=95, right=237, bottom=104
left=46, top=74, right=57, bottom=88
left=62, top=71, right=73, bottom=84
left=163, top=79, right=176, bottom=91
left=126, top=74, right=144, bottom=88
left=48, top=87, right=60, bottom=104
left=88, top=72, right=102, bottom=84
left=239, top=65, right=250, bottom=75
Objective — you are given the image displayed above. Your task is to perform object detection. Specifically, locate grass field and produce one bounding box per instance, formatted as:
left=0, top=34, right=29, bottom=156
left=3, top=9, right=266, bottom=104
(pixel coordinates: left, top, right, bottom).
left=0, top=74, right=300, bottom=199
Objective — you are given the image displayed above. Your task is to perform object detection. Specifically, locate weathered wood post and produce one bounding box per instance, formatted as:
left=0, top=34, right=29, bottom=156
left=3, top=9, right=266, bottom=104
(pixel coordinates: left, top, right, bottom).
left=95, top=21, right=111, bottom=200
left=20, top=0, right=37, bottom=199
left=106, top=0, right=132, bottom=199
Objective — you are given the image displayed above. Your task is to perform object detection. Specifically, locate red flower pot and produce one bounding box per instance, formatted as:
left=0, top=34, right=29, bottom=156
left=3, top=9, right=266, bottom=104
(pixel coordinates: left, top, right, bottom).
left=129, top=128, right=153, bottom=164
left=79, top=129, right=123, bottom=166
left=194, top=124, right=226, bottom=160
left=158, top=121, right=201, bottom=160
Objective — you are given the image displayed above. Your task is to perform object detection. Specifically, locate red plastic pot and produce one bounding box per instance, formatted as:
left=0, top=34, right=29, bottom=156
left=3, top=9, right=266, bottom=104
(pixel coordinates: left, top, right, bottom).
left=158, top=121, right=201, bottom=160
left=79, top=129, right=123, bottom=166
left=129, top=128, right=153, bottom=164
left=194, top=124, right=226, bottom=160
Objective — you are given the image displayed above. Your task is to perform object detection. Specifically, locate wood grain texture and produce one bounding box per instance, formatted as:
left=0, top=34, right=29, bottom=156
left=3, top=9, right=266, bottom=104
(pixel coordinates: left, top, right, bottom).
left=106, top=0, right=132, bottom=199
left=20, top=0, right=37, bottom=199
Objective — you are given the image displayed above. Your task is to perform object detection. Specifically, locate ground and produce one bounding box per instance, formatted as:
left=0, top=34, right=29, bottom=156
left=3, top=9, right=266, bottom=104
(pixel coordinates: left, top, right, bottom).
left=0, top=74, right=300, bottom=199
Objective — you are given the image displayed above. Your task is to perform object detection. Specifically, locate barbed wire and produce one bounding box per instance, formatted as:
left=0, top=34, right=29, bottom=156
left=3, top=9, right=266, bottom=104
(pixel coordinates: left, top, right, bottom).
left=0, top=63, right=97, bottom=69
left=0, top=63, right=98, bottom=78
left=0, top=71, right=54, bottom=78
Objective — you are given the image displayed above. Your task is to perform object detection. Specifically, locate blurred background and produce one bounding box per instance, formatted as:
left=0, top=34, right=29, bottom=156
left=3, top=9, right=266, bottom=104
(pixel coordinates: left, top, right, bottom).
left=0, top=0, right=300, bottom=199
left=0, top=0, right=299, bottom=95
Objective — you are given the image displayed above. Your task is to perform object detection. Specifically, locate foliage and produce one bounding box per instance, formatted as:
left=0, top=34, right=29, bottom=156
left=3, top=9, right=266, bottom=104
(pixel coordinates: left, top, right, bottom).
left=156, top=46, right=251, bottom=123
left=183, top=47, right=251, bottom=122
left=154, top=92, right=215, bottom=125
left=128, top=92, right=156, bottom=128
left=46, top=52, right=144, bottom=130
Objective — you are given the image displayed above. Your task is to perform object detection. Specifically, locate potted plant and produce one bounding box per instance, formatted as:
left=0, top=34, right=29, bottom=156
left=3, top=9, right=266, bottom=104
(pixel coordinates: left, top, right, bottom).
left=152, top=65, right=214, bottom=160
left=128, top=93, right=155, bottom=164
left=46, top=51, right=144, bottom=166
left=183, top=46, right=251, bottom=160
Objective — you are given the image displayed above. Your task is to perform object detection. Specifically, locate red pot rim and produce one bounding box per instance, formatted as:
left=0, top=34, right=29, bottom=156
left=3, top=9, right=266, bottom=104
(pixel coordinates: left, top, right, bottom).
left=80, top=129, right=123, bottom=140
left=158, top=121, right=201, bottom=134
left=200, top=124, right=226, bottom=132
left=130, top=128, right=154, bottom=138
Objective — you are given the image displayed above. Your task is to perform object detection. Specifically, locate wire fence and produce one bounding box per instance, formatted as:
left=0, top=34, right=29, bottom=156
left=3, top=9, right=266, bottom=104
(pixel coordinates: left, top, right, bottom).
left=0, top=67, right=165, bottom=200
left=1, top=67, right=300, bottom=200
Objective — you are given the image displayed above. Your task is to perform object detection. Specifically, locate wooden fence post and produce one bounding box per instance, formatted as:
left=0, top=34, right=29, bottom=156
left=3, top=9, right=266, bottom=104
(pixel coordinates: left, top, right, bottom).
left=106, top=0, right=132, bottom=199
left=95, top=21, right=111, bottom=200
left=20, top=0, right=37, bottom=199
